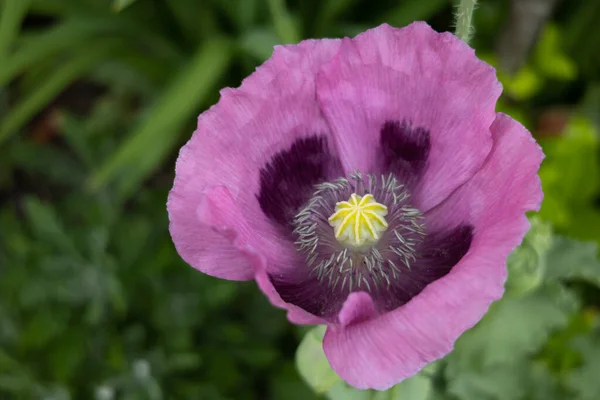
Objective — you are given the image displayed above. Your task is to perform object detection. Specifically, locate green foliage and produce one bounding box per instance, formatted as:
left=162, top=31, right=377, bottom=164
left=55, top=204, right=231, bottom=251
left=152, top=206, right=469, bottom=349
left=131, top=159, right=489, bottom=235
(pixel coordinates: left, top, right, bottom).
left=505, top=218, right=553, bottom=296
left=0, top=0, right=31, bottom=60
left=112, top=0, right=139, bottom=12
left=296, top=326, right=341, bottom=394
left=1, top=0, right=600, bottom=399
left=87, top=38, right=234, bottom=199
left=539, top=117, right=600, bottom=243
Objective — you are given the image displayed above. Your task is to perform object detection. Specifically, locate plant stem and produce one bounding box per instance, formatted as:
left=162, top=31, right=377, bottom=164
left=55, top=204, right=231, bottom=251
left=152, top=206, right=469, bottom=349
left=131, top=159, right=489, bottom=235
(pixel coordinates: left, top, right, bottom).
left=454, top=0, right=478, bottom=43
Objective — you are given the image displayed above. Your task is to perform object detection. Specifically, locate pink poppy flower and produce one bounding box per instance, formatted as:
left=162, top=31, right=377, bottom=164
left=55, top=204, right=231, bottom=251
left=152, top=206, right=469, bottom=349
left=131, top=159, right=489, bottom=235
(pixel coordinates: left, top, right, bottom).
left=167, top=22, right=543, bottom=390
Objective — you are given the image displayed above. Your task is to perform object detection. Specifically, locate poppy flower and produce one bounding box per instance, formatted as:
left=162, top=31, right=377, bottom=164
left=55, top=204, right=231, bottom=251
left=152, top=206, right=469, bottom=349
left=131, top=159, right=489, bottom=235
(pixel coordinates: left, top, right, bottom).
left=167, top=22, right=543, bottom=390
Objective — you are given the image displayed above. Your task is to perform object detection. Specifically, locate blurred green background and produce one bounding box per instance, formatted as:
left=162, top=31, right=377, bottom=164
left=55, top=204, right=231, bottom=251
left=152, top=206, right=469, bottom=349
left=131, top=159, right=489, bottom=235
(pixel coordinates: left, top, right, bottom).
left=1, top=0, right=600, bottom=399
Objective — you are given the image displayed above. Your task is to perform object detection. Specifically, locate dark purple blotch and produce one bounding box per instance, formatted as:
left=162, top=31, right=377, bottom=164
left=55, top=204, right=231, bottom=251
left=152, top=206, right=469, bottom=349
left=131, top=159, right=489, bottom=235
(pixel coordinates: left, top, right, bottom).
left=269, top=274, right=346, bottom=320
left=380, top=120, right=431, bottom=187
left=257, top=136, right=340, bottom=227
left=376, top=224, right=474, bottom=312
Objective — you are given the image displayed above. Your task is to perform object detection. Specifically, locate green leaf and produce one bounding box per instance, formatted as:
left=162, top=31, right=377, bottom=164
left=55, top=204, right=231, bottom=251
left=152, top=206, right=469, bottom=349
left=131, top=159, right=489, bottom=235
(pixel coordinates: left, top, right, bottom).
left=0, top=40, right=120, bottom=144
left=314, top=0, right=359, bottom=36
left=19, top=311, right=66, bottom=349
left=23, top=197, right=78, bottom=255
left=0, top=0, right=31, bottom=60
left=164, top=0, right=220, bottom=40
left=446, top=363, right=528, bottom=400
left=478, top=53, right=543, bottom=100
left=506, top=217, right=553, bottom=296
left=326, top=382, right=371, bottom=400
left=112, top=0, right=139, bottom=12
left=567, top=336, right=600, bottom=400
left=384, top=0, right=447, bottom=29
left=10, top=139, right=85, bottom=186
left=501, top=65, right=543, bottom=100
left=372, top=365, right=435, bottom=400
left=29, top=0, right=106, bottom=16
left=270, top=363, right=320, bottom=400
left=538, top=117, right=600, bottom=243
left=457, top=284, right=577, bottom=366
left=534, top=24, right=577, bottom=81
left=527, top=362, right=569, bottom=400
left=48, top=330, right=86, bottom=381
left=0, top=19, right=121, bottom=88
left=295, top=326, right=341, bottom=394
left=267, top=0, right=300, bottom=44
left=545, top=236, right=600, bottom=288
left=445, top=283, right=578, bottom=400
left=88, top=38, right=233, bottom=199
left=239, top=28, right=279, bottom=61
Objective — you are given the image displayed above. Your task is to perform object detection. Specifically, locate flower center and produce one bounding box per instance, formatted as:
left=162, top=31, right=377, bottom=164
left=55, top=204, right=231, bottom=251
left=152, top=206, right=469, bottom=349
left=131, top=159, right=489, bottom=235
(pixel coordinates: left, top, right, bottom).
left=293, top=172, right=426, bottom=292
left=328, top=193, right=388, bottom=249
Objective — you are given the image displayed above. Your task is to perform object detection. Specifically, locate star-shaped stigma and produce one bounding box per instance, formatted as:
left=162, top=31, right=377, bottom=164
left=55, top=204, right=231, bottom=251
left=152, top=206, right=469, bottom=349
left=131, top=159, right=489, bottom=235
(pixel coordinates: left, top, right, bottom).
left=328, top=193, right=389, bottom=249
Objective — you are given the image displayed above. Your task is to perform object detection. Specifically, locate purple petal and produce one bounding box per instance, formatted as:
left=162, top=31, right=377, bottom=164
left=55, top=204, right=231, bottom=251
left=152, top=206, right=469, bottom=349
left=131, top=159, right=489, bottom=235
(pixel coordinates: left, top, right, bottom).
left=338, top=292, right=377, bottom=326
left=168, top=38, right=342, bottom=280
left=322, top=113, right=543, bottom=390
left=316, top=22, right=501, bottom=211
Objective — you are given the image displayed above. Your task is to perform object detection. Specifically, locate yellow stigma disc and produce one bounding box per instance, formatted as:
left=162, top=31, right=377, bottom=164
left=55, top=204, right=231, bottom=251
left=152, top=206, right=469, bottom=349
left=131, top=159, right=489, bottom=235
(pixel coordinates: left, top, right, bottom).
left=328, top=193, right=389, bottom=249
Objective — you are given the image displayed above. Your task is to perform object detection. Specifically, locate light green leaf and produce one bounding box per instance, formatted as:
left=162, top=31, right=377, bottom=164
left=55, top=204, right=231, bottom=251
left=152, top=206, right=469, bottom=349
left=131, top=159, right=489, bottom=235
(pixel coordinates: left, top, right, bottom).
left=446, top=363, right=528, bottom=400
left=545, top=236, right=600, bottom=288
left=478, top=53, right=543, bottom=100
left=87, top=38, right=233, bottom=199
left=506, top=217, right=553, bottom=296
left=539, top=117, right=600, bottom=243
left=527, top=362, right=570, bottom=400
left=501, top=65, right=543, bottom=100
left=445, top=283, right=578, bottom=400
left=534, top=24, right=577, bottom=81
left=567, top=335, right=600, bottom=400
left=296, top=326, right=341, bottom=394
left=326, top=382, right=371, bottom=400
left=461, top=284, right=577, bottom=366
left=372, top=364, right=435, bottom=400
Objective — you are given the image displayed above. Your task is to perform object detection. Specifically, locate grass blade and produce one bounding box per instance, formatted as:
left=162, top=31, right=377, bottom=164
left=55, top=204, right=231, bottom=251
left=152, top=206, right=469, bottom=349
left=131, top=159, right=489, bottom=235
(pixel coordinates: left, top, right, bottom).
left=267, top=0, right=299, bottom=43
left=113, top=0, right=139, bottom=12
left=0, top=19, right=119, bottom=87
left=384, top=0, right=447, bottom=28
left=87, top=38, right=233, bottom=199
left=0, top=41, right=120, bottom=144
left=0, top=0, right=32, bottom=60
